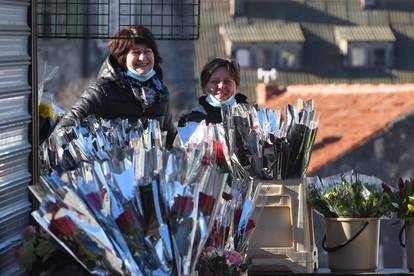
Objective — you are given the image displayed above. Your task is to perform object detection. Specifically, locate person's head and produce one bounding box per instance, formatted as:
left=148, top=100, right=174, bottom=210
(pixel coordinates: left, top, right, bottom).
left=200, top=58, right=240, bottom=102
left=108, top=25, right=162, bottom=75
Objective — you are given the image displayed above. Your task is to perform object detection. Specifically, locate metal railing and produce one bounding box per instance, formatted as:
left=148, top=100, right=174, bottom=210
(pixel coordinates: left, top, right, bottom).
left=36, top=0, right=200, bottom=40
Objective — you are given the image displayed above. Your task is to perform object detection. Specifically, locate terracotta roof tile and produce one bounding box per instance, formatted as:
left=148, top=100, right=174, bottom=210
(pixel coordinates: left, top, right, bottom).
left=262, top=83, right=414, bottom=174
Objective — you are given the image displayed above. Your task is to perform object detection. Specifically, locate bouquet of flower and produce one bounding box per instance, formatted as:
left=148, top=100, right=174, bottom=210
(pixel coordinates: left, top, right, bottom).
left=177, top=119, right=266, bottom=275
left=221, top=99, right=318, bottom=180
left=307, top=171, right=391, bottom=218
left=383, top=177, right=414, bottom=218
left=37, top=63, right=62, bottom=144
left=36, top=116, right=230, bottom=275
left=197, top=246, right=248, bottom=276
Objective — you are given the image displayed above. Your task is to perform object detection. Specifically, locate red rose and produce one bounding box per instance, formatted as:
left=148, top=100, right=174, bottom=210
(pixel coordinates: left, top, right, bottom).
left=245, top=219, right=256, bottom=233
left=202, top=152, right=212, bottom=166
left=116, top=208, right=135, bottom=233
left=211, top=224, right=231, bottom=248
left=198, top=192, right=215, bottom=215
left=173, top=195, right=194, bottom=216
left=49, top=216, right=77, bottom=237
left=212, top=140, right=226, bottom=165
left=50, top=202, right=65, bottom=215
left=86, top=192, right=102, bottom=209
left=233, top=208, right=242, bottom=225
left=222, top=192, right=233, bottom=201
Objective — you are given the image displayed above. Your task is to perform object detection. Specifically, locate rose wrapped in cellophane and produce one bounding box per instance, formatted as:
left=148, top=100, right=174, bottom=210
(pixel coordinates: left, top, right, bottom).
left=177, top=120, right=265, bottom=274
left=221, top=99, right=319, bottom=180
left=30, top=180, right=137, bottom=275
left=159, top=123, right=230, bottom=274
left=39, top=117, right=169, bottom=274
left=37, top=116, right=230, bottom=275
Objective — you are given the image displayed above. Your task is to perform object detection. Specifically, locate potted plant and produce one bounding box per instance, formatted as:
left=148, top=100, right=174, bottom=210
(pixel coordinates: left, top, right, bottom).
left=383, top=177, right=414, bottom=271
left=308, top=171, right=391, bottom=272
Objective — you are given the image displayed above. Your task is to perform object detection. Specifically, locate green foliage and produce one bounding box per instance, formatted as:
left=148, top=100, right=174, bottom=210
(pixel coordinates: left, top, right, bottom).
left=308, top=173, right=391, bottom=218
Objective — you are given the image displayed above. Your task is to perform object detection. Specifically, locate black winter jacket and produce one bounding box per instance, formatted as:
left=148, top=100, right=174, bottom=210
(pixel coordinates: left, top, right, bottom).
left=178, top=93, right=248, bottom=126
left=60, top=56, right=176, bottom=146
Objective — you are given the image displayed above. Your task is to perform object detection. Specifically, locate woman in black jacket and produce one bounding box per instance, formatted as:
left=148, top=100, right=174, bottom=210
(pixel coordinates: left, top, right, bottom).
left=178, top=58, right=248, bottom=126
left=60, top=25, right=176, bottom=146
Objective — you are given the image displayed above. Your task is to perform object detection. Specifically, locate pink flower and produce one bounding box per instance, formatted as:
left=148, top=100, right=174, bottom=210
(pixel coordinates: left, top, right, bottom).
left=22, top=225, right=36, bottom=241
left=206, top=245, right=216, bottom=253
left=224, top=250, right=242, bottom=266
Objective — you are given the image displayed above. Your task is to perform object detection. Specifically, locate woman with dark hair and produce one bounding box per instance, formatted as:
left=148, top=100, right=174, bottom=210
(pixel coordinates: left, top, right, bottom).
left=60, top=25, right=176, bottom=146
left=178, top=57, right=248, bottom=126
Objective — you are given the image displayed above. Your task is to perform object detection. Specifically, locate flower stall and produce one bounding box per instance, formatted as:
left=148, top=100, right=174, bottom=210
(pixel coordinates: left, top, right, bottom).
left=13, top=97, right=414, bottom=275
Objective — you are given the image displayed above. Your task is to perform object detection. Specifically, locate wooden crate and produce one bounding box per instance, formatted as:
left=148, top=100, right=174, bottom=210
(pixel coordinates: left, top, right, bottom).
left=247, top=179, right=318, bottom=273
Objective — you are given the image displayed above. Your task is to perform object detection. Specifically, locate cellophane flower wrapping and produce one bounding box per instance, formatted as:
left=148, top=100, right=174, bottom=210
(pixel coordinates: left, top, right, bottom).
left=35, top=116, right=229, bottom=275
left=307, top=171, right=392, bottom=218
left=221, top=99, right=319, bottom=180
left=177, top=120, right=265, bottom=273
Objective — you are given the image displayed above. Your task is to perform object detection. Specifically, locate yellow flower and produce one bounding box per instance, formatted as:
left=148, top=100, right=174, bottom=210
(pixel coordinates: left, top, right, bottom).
left=408, top=204, right=414, bottom=213
left=39, top=102, right=56, bottom=120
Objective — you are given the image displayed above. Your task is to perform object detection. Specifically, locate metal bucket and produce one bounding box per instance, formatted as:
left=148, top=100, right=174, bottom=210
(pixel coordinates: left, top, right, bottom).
left=324, top=218, right=380, bottom=272
left=399, top=218, right=414, bottom=271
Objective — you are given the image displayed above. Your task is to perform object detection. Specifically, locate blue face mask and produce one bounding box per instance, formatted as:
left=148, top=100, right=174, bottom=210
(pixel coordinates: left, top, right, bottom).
left=126, top=68, right=156, bottom=82
left=206, top=94, right=236, bottom=108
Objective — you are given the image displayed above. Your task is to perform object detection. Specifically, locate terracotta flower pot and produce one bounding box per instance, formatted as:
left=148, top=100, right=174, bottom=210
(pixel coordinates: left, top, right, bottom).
left=323, top=218, right=380, bottom=272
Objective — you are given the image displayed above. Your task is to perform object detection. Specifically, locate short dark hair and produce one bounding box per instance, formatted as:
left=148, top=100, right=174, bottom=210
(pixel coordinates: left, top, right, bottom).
left=200, top=58, right=240, bottom=91
left=108, top=26, right=162, bottom=72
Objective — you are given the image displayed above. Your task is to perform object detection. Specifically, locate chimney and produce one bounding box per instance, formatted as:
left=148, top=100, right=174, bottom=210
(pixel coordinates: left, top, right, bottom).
left=359, top=0, right=376, bottom=9
left=256, top=83, right=287, bottom=106
left=229, top=0, right=245, bottom=16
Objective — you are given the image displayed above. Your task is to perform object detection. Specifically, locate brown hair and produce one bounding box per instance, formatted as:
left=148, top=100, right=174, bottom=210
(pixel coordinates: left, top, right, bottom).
left=108, top=25, right=162, bottom=73
left=200, top=58, right=240, bottom=91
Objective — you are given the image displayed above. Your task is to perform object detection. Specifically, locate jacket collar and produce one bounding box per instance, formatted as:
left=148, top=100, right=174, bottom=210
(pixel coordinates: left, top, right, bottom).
left=97, top=56, right=127, bottom=85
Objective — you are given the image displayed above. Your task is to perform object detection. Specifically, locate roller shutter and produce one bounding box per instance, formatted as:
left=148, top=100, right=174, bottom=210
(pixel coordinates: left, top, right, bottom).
left=0, top=0, right=34, bottom=274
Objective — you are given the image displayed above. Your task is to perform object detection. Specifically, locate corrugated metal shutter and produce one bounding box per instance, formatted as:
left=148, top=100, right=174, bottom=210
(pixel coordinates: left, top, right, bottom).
left=0, top=0, right=33, bottom=275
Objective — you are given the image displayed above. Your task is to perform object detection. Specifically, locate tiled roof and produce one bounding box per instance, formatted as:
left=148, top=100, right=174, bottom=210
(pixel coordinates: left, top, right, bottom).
left=261, top=83, right=414, bottom=173
left=221, top=22, right=305, bottom=43
left=335, top=26, right=396, bottom=42
left=195, top=0, right=414, bottom=102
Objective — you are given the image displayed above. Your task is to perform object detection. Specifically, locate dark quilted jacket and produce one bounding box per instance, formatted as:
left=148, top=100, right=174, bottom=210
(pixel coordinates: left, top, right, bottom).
left=60, top=56, right=176, bottom=146
left=178, top=93, right=248, bottom=126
